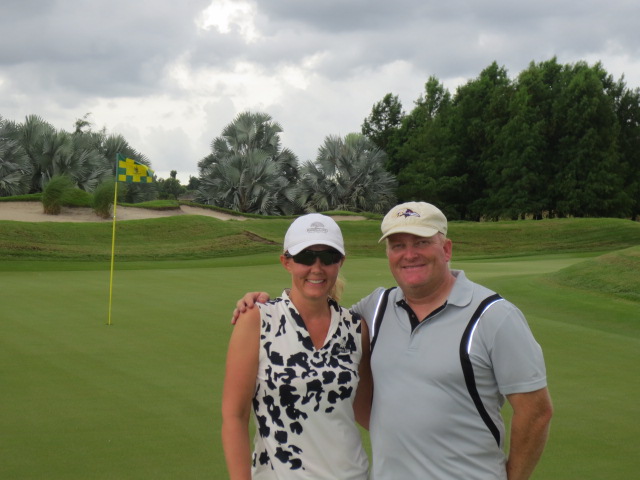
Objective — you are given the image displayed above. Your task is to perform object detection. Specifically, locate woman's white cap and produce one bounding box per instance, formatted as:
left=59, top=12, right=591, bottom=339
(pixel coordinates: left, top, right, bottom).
left=284, top=213, right=345, bottom=255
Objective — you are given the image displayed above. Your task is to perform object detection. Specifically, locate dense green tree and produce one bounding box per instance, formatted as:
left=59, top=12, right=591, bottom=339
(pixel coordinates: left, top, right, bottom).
left=483, top=59, right=564, bottom=219
left=158, top=170, right=186, bottom=200
left=416, top=76, right=452, bottom=121
left=196, top=111, right=300, bottom=215
left=484, top=87, right=547, bottom=219
left=187, top=175, right=200, bottom=191
left=395, top=65, right=513, bottom=220
left=391, top=59, right=639, bottom=220
left=450, top=62, right=514, bottom=219
left=552, top=62, right=626, bottom=217
left=613, top=83, right=640, bottom=218
left=392, top=77, right=459, bottom=210
left=384, top=77, right=452, bottom=176
left=361, top=93, right=404, bottom=156
left=297, top=133, right=396, bottom=213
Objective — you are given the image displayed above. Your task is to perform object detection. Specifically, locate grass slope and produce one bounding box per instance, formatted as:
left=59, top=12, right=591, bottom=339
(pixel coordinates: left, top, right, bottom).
left=1, top=215, right=639, bottom=264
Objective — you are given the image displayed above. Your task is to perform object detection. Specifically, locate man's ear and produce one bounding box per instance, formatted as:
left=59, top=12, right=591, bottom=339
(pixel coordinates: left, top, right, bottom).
left=443, top=238, right=453, bottom=262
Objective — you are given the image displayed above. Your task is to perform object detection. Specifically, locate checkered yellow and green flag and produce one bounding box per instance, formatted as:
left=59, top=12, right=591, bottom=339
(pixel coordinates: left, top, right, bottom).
left=108, top=153, right=155, bottom=325
left=116, top=153, right=154, bottom=183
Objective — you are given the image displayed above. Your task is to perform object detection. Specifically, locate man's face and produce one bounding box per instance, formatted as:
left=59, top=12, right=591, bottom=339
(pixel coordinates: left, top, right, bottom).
left=385, top=232, right=452, bottom=293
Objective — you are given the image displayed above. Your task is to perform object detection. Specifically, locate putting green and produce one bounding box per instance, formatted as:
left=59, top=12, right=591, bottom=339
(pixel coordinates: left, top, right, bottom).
left=1, top=254, right=638, bottom=479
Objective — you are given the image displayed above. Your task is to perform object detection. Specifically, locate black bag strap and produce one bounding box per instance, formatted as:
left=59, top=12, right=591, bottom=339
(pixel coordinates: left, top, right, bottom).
left=459, top=293, right=504, bottom=446
left=370, top=287, right=396, bottom=354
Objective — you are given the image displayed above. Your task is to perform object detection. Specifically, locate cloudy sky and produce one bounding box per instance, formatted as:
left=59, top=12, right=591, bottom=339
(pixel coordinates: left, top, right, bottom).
left=2, top=0, right=639, bottom=182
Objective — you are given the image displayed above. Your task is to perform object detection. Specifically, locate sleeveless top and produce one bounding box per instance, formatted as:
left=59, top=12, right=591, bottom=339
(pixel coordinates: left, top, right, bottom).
left=252, top=291, right=369, bottom=479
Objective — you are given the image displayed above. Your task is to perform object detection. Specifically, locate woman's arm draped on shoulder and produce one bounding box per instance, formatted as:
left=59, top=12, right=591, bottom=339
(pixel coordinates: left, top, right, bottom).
left=231, top=292, right=271, bottom=324
left=222, top=306, right=261, bottom=480
left=353, top=318, right=372, bottom=430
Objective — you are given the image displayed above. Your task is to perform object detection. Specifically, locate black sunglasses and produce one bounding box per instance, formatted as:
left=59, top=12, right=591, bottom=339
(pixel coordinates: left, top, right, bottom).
left=285, top=249, right=343, bottom=266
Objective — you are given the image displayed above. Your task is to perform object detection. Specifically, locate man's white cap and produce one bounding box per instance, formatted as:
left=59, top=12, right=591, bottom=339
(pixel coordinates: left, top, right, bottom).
left=284, top=213, right=345, bottom=255
left=379, top=201, right=448, bottom=242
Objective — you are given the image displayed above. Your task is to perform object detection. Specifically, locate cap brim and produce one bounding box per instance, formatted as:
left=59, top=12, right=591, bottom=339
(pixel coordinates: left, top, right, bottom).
left=288, top=240, right=345, bottom=256
left=378, top=226, right=440, bottom=243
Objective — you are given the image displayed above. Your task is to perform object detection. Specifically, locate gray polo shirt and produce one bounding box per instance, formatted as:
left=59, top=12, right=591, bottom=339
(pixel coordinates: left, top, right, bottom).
left=351, top=270, right=547, bottom=480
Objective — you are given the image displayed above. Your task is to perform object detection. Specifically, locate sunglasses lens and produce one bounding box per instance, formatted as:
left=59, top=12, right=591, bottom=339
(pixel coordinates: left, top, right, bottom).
left=293, top=251, right=316, bottom=265
left=318, top=251, right=342, bottom=265
left=291, top=250, right=342, bottom=265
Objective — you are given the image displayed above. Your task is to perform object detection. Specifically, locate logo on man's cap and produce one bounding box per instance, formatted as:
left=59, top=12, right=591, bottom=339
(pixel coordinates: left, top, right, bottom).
left=397, top=208, right=420, bottom=218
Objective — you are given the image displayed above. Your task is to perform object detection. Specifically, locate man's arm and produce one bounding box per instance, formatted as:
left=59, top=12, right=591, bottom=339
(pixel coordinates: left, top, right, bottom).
left=232, top=287, right=383, bottom=325
left=231, top=292, right=271, bottom=323
left=506, top=387, right=553, bottom=480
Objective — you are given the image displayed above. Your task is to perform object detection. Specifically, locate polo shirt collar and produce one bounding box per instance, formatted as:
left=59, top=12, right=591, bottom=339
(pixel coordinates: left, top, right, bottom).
left=446, top=269, right=473, bottom=308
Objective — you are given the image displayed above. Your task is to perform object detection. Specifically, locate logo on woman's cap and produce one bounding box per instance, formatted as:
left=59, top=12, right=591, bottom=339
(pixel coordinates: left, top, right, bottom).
left=307, top=222, right=329, bottom=234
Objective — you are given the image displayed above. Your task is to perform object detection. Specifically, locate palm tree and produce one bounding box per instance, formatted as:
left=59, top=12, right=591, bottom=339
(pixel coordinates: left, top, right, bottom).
left=196, top=111, right=300, bottom=215
left=70, top=133, right=112, bottom=193
left=13, top=115, right=107, bottom=193
left=1, top=114, right=156, bottom=201
left=297, top=133, right=397, bottom=213
left=16, top=115, right=55, bottom=193
left=0, top=116, right=32, bottom=196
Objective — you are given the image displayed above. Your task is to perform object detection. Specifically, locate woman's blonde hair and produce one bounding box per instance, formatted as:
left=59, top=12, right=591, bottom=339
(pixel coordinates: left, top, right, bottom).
left=330, top=274, right=345, bottom=303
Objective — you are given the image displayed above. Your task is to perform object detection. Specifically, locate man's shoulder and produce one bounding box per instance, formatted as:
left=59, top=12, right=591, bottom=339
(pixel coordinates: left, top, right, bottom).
left=450, top=270, right=496, bottom=306
left=452, top=269, right=491, bottom=290
left=350, top=286, right=394, bottom=320
left=361, top=286, right=393, bottom=304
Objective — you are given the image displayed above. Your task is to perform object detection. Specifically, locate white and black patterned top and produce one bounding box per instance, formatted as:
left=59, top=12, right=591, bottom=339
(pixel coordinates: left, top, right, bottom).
left=252, top=291, right=369, bottom=479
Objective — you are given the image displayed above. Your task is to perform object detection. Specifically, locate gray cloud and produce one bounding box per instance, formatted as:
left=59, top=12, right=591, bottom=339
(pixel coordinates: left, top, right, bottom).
left=1, top=0, right=639, bottom=181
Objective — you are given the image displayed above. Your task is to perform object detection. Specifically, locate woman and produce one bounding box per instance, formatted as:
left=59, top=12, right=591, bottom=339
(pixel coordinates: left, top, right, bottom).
left=222, top=213, right=372, bottom=479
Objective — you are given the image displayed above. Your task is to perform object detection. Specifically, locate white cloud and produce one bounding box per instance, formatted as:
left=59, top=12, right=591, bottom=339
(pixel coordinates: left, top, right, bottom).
left=197, top=0, right=260, bottom=43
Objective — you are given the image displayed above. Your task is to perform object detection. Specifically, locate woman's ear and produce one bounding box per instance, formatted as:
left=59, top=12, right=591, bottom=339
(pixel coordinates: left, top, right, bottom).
left=280, top=253, right=292, bottom=272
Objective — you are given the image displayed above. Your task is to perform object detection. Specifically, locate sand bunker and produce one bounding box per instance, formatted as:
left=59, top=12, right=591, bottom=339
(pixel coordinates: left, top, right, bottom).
left=0, top=202, right=366, bottom=223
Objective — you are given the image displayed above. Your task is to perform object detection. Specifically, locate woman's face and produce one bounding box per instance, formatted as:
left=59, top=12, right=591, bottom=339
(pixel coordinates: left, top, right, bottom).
left=281, top=245, right=344, bottom=301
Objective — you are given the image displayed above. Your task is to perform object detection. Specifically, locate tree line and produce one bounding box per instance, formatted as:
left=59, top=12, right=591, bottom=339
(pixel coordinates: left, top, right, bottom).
left=363, top=58, right=640, bottom=220
left=3, top=57, right=639, bottom=220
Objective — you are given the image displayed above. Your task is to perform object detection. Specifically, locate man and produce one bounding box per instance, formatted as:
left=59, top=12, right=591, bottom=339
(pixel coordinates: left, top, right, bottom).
left=234, top=201, right=553, bottom=480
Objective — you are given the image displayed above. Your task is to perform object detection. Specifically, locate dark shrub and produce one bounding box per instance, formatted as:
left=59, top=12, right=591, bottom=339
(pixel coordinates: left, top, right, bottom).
left=42, top=176, right=74, bottom=215
left=93, top=180, right=116, bottom=219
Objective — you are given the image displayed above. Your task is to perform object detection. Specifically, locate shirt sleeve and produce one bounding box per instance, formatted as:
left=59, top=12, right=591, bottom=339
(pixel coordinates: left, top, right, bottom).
left=481, top=301, right=548, bottom=395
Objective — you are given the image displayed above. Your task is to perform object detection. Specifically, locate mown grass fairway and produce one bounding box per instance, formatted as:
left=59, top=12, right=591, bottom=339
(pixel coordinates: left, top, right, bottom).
left=1, top=214, right=639, bottom=479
